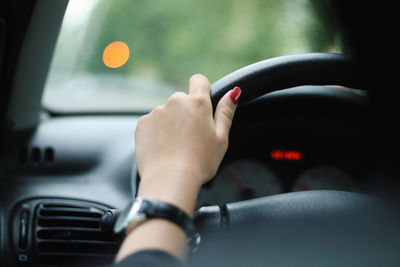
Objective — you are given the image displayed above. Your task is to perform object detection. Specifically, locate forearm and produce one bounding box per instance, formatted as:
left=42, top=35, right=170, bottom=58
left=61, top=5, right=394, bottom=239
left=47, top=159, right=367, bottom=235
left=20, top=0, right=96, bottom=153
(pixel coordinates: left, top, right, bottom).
left=115, top=170, right=202, bottom=262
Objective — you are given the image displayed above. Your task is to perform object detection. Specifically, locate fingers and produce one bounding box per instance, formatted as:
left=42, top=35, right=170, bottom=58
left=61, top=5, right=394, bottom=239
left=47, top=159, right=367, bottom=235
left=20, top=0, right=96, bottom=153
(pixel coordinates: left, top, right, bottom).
left=189, top=74, right=211, bottom=97
left=214, top=87, right=241, bottom=141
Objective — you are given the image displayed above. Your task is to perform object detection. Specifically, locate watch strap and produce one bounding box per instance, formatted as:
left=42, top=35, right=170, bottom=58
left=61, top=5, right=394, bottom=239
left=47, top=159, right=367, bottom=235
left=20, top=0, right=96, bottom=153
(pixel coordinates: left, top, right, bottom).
left=114, top=197, right=201, bottom=251
left=137, top=198, right=196, bottom=237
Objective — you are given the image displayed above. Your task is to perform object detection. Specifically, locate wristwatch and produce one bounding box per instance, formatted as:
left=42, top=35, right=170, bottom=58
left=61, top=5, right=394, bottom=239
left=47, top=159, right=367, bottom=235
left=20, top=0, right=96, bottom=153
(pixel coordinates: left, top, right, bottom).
left=114, top=198, right=201, bottom=251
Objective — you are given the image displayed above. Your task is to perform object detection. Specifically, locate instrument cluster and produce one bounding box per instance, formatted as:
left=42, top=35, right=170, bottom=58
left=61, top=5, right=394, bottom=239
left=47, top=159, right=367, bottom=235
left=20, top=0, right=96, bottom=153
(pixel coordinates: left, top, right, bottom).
left=197, top=154, right=362, bottom=207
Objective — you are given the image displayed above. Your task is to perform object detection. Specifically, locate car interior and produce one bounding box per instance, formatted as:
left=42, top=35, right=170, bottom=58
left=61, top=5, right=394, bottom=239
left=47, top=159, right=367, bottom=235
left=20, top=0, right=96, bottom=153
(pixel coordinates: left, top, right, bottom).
left=1, top=0, right=400, bottom=266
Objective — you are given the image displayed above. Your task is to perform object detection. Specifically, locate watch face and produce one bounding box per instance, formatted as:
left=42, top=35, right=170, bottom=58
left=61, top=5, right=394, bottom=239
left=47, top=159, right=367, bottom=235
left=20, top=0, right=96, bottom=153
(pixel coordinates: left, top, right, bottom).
left=114, top=199, right=146, bottom=233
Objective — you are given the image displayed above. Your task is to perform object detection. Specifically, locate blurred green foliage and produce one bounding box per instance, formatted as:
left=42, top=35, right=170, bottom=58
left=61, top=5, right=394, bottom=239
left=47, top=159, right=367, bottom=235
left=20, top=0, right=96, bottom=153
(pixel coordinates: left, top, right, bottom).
left=44, top=0, right=339, bottom=112
left=75, top=0, right=338, bottom=90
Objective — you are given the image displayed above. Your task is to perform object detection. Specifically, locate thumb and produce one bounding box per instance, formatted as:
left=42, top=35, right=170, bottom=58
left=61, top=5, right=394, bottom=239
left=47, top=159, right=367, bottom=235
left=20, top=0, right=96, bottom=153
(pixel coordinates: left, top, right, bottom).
left=214, top=87, right=241, bottom=141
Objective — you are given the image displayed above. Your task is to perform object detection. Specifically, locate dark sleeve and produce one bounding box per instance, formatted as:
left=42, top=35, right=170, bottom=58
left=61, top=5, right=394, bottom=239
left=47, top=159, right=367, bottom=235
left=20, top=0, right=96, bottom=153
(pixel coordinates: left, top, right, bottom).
left=113, top=249, right=185, bottom=267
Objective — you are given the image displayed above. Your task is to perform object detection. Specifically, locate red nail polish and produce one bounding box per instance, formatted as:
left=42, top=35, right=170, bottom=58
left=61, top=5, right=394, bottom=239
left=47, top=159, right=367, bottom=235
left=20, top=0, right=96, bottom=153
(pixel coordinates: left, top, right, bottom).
left=230, top=87, right=241, bottom=105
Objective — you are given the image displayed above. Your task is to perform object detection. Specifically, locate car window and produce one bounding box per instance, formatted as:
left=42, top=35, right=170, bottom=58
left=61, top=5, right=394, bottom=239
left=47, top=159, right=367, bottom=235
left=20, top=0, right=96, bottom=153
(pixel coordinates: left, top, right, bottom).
left=42, top=0, right=340, bottom=113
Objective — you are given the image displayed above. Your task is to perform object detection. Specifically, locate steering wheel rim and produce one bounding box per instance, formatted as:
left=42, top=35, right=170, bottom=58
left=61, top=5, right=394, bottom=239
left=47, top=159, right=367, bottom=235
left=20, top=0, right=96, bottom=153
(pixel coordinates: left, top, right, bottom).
left=210, top=53, right=365, bottom=111
left=194, top=53, right=400, bottom=266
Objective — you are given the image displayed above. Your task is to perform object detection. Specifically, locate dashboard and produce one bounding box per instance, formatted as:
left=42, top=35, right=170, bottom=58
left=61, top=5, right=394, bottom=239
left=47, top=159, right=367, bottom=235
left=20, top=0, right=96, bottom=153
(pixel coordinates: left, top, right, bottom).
left=0, top=86, right=382, bottom=266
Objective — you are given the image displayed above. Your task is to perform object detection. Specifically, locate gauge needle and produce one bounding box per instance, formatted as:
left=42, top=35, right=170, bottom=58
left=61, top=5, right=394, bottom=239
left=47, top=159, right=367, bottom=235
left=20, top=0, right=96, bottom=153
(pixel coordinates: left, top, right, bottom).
left=298, top=183, right=312, bottom=191
left=223, top=169, right=247, bottom=192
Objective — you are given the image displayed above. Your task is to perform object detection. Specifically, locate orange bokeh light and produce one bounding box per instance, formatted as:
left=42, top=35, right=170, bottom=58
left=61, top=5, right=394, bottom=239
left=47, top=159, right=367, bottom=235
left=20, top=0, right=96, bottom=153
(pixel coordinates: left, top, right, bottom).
left=102, top=41, right=130, bottom=68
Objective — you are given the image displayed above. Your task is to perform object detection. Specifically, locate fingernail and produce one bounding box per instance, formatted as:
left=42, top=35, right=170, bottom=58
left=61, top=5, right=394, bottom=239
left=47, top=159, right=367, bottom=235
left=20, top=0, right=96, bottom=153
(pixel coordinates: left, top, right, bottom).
left=230, top=87, right=241, bottom=105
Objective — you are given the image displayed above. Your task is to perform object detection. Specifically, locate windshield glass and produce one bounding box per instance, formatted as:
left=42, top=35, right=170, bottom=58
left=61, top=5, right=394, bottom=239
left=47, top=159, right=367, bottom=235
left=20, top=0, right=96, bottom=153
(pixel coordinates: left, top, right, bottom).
left=42, top=0, right=339, bottom=113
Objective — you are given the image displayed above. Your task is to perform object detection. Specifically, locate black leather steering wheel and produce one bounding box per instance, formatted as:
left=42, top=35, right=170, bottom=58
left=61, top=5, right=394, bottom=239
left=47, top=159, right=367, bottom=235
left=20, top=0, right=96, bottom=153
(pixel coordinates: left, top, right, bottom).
left=210, top=53, right=365, bottom=111
left=192, top=53, right=400, bottom=266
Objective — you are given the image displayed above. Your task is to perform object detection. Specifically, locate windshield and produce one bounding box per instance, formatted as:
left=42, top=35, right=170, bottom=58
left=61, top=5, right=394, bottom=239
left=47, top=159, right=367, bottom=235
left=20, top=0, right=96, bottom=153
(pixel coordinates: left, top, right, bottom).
left=42, top=0, right=339, bottom=113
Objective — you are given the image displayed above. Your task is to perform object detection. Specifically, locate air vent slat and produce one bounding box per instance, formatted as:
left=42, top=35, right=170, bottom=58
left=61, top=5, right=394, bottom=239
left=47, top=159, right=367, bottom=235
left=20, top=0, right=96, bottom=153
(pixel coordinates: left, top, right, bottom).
left=38, top=216, right=101, bottom=228
left=38, top=216, right=100, bottom=221
left=37, top=227, right=103, bottom=233
left=39, top=207, right=103, bottom=217
left=38, top=251, right=115, bottom=257
left=38, top=252, right=114, bottom=266
left=37, top=240, right=118, bottom=254
left=37, top=231, right=115, bottom=244
left=37, top=229, right=116, bottom=241
left=42, top=203, right=89, bottom=209
left=37, top=239, right=117, bottom=246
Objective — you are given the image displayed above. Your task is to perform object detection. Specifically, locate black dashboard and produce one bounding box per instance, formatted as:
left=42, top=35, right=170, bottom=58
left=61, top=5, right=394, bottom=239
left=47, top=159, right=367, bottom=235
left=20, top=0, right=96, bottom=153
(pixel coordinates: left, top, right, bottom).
left=0, top=85, right=382, bottom=266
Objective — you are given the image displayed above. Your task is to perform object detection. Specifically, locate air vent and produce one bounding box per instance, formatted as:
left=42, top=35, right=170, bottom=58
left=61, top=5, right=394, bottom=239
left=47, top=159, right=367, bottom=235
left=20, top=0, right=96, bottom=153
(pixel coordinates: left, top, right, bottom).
left=19, top=146, right=55, bottom=164
left=34, top=201, right=119, bottom=266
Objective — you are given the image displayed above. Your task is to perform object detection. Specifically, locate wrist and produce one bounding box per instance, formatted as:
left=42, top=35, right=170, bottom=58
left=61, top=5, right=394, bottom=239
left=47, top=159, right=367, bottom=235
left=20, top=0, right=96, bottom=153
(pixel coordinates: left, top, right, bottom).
left=137, top=169, right=203, bottom=216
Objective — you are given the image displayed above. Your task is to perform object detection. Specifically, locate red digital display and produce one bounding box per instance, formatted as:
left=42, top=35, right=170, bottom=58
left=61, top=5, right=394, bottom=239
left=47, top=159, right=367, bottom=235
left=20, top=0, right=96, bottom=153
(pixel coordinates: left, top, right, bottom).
left=270, top=150, right=302, bottom=161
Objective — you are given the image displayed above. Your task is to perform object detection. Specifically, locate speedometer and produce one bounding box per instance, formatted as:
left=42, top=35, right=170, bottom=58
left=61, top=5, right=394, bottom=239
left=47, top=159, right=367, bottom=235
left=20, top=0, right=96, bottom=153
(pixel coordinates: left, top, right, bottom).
left=197, top=159, right=283, bottom=207
left=292, top=165, right=359, bottom=192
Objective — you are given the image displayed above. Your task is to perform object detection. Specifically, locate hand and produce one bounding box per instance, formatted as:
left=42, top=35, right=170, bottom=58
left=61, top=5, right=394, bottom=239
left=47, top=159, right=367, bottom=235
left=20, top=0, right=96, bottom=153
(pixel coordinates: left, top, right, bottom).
left=135, top=74, right=241, bottom=190
left=116, top=74, right=240, bottom=262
